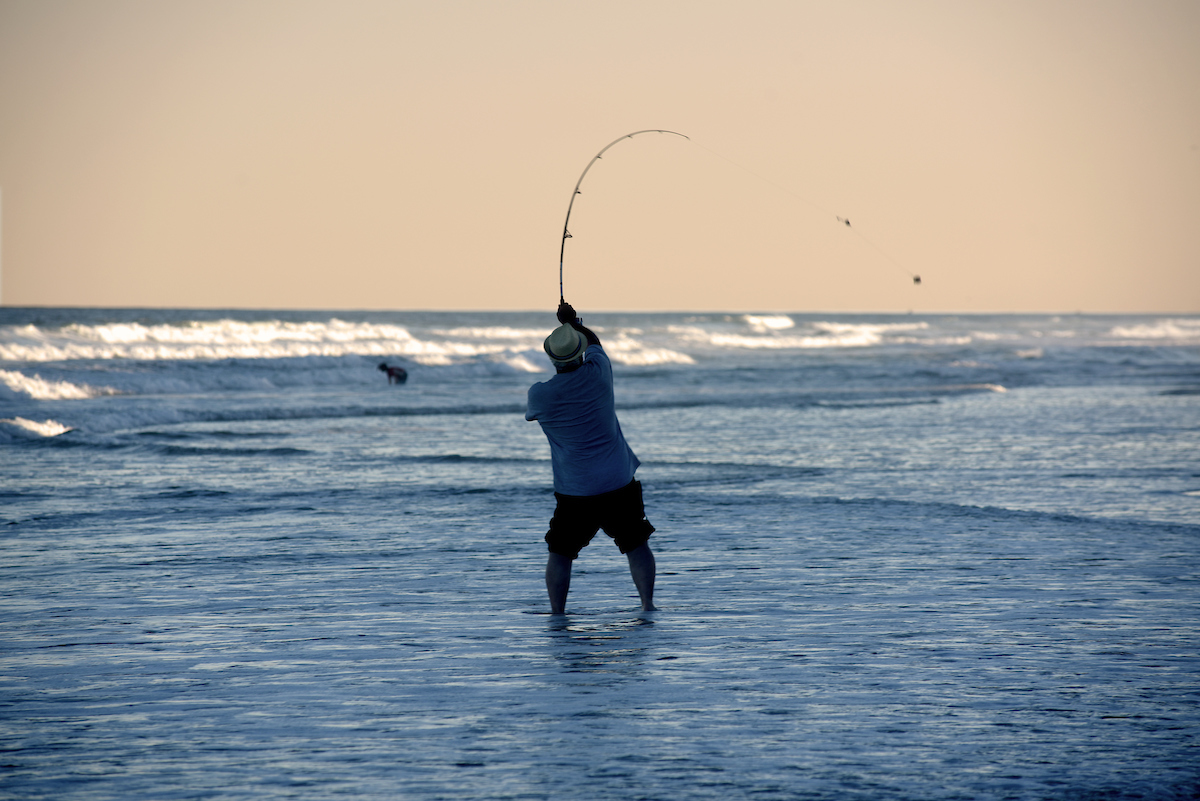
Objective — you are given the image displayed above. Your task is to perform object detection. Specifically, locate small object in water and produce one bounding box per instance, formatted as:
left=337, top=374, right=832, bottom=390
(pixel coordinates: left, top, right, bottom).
left=378, top=363, right=408, bottom=384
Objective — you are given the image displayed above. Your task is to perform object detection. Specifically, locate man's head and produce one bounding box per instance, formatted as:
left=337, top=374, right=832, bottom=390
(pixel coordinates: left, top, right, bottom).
left=544, top=324, right=586, bottom=368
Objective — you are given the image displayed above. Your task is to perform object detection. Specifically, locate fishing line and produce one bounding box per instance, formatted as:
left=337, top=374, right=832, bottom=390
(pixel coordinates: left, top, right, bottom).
left=559, top=130, right=690, bottom=303
left=834, top=216, right=921, bottom=285
left=690, top=140, right=922, bottom=285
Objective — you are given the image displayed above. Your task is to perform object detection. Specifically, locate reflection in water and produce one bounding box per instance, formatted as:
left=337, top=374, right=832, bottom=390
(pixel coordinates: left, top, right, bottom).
left=545, top=615, right=657, bottom=675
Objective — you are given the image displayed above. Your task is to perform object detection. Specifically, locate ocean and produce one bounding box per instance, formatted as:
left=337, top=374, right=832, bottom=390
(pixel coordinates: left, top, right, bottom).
left=2, top=308, right=1198, bottom=800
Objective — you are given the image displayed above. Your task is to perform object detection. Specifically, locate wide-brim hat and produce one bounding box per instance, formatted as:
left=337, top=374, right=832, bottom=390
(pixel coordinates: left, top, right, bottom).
left=543, top=324, right=587, bottom=365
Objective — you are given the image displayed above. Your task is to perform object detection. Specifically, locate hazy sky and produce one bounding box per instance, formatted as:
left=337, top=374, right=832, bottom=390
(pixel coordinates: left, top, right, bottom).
left=1, top=0, right=1197, bottom=312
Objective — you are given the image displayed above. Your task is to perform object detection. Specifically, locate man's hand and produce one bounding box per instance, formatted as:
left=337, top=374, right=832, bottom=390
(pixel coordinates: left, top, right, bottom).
left=557, top=302, right=579, bottom=325
left=557, top=301, right=600, bottom=347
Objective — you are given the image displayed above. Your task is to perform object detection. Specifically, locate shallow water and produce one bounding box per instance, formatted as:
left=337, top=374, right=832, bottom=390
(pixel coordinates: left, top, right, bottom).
left=2, top=310, right=1198, bottom=799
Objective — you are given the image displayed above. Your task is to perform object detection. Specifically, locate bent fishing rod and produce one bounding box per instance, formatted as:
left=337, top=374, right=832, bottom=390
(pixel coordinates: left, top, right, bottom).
left=558, top=130, right=690, bottom=303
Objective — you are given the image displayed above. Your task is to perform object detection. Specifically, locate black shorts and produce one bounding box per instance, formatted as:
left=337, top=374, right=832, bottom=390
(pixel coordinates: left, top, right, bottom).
left=545, top=479, right=655, bottom=559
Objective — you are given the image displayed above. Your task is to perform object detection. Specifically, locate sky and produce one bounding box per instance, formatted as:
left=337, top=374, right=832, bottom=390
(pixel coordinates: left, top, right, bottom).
left=0, top=0, right=1197, bottom=313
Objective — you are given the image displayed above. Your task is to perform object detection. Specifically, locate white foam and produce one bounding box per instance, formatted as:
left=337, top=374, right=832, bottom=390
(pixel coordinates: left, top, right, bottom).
left=1110, top=318, right=1200, bottom=343
left=677, top=321, right=932, bottom=351
left=503, top=354, right=546, bottom=373
left=1, top=417, right=73, bottom=437
left=417, top=351, right=547, bottom=375
left=743, top=314, right=796, bottom=333
left=0, top=318, right=711, bottom=374
left=602, top=333, right=696, bottom=366
left=0, top=370, right=119, bottom=400
left=607, top=346, right=697, bottom=367
left=0, top=319, right=557, bottom=366
left=1, top=318, right=934, bottom=365
left=428, top=326, right=546, bottom=341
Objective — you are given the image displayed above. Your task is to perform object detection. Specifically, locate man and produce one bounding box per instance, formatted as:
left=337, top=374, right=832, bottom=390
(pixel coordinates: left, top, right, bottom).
left=526, top=302, right=657, bottom=614
left=378, top=362, right=408, bottom=384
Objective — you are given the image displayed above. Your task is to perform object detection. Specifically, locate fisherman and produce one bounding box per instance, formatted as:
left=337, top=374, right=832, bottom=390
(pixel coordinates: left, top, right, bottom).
left=526, top=302, right=657, bottom=614
left=378, top=362, right=408, bottom=384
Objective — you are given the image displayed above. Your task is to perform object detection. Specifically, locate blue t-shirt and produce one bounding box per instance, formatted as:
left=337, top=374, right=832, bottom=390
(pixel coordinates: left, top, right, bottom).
left=526, top=345, right=640, bottom=497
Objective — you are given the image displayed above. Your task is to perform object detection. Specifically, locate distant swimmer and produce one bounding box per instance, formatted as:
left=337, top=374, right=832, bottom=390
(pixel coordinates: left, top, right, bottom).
left=378, top=363, right=408, bottom=384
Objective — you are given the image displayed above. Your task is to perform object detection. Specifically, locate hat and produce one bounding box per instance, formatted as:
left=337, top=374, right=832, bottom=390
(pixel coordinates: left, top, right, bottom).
left=543, top=324, right=587, bottom=365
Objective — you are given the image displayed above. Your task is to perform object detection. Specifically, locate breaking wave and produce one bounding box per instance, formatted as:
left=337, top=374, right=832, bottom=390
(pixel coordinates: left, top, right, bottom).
left=0, top=370, right=120, bottom=400
left=1, top=417, right=74, bottom=437
left=1, top=319, right=519, bottom=364
left=1110, top=318, right=1200, bottom=343
left=670, top=319, right=930, bottom=350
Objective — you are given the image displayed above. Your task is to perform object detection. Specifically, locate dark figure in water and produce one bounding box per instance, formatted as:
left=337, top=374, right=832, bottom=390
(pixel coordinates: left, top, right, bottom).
left=378, top=363, right=408, bottom=384
left=525, top=301, right=657, bottom=614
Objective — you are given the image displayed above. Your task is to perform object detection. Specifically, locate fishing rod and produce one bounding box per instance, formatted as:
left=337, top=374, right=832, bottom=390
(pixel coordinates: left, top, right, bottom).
left=559, top=130, right=690, bottom=303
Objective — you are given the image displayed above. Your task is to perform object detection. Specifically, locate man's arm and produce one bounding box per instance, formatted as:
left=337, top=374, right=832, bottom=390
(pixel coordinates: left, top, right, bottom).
left=557, top=301, right=600, bottom=347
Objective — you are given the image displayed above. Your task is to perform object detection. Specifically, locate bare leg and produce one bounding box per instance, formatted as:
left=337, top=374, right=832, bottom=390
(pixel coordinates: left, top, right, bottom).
left=546, top=553, right=573, bottom=615
left=625, top=543, right=657, bottom=611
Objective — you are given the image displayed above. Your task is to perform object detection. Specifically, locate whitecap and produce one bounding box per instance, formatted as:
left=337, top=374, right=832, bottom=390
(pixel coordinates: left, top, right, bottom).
left=1, top=417, right=74, bottom=437
left=3, top=319, right=429, bottom=362
left=428, top=326, right=546, bottom=341
left=595, top=332, right=695, bottom=366
left=701, top=321, right=927, bottom=350
left=607, top=347, right=696, bottom=367
left=742, top=314, right=795, bottom=333
left=1111, top=318, right=1200, bottom=343
left=0, top=370, right=119, bottom=400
